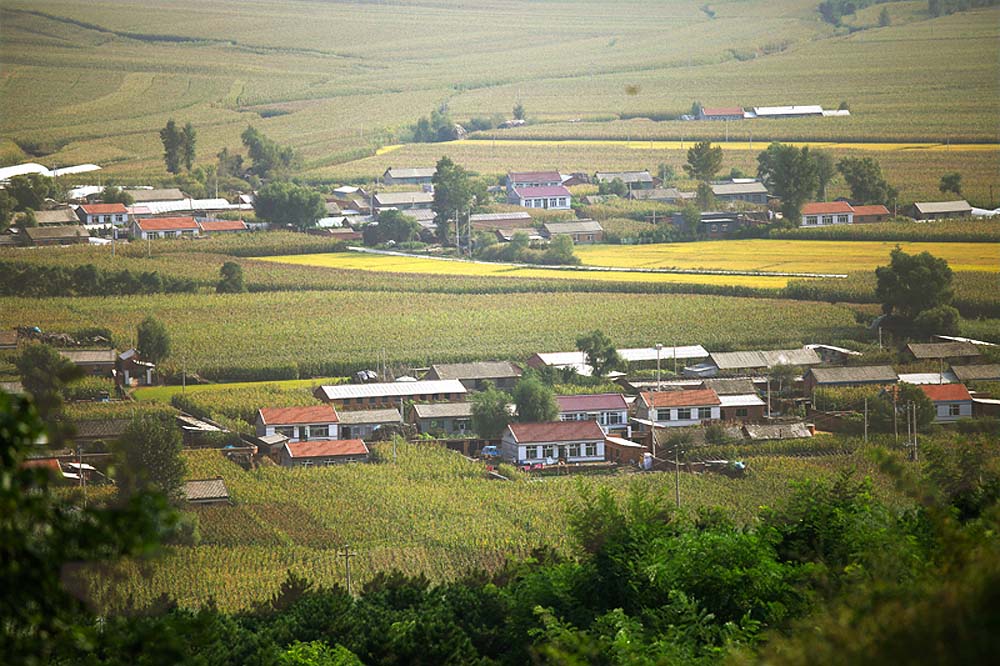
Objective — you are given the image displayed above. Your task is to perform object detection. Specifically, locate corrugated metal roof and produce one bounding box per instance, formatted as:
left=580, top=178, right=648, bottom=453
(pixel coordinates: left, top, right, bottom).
left=718, top=394, right=766, bottom=407
left=594, top=171, right=653, bottom=184
left=744, top=423, right=812, bottom=440
left=428, top=361, right=522, bottom=381
left=508, top=171, right=561, bottom=183
left=316, top=380, right=466, bottom=401
left=24, top=225, right=90, bottom=240
left=373, top=191, right=434, bottom=206
left=184, top=478, right=229, bottom=502
left=808, top=366, right=898, bottom=384
left=543, top=220, right=603, bottom=234
left=336, top=408, right=401, bottom=424
left=898, top=372, right=958, bottom=385
left=951, top=364, right=1000, bottom=382
left=711, top=181, right=768, bottom=196
left=913, top=200, right=972, bottom=214
left=385, top=167, right=436, bottom=179
left=60, top=349, right=116, bottom=364
left=908, top=342, right=981, bottom=359
left=752, top=105, right=824, bottom=116
left=710, top=348, right=820, bottom=370
left=412, top=402, right=473, bottom=419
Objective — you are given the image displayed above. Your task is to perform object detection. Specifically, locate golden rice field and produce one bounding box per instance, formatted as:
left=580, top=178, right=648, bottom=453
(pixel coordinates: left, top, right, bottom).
left=258, top=252, right=796, bottom=288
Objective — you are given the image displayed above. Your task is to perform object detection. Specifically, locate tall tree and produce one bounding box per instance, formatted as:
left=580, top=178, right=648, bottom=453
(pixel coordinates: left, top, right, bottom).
left=513, top=102, right=525, bottom=120
left=253, top=181, right=325, bottom=230
left=15, top=343, right=83, bottom=423
left=181, top=122, right=197, bottom=171
left=512, top=374, right=558, bottom=423
left=114, top=414, right=187, bottom=504
left=432, top=156, right=478, bottom=244
left=756, top=142, right=819, bottom=224
left=576, top=330, right=623, bottom=378
left=100, top=185, right=134, bottom=206
left=160, top=119, right=183, bottom=174
left=137, top=316, right=171, bottom=364
left=683, top=141, right=724, bottom=182
left=217, top=261, right=247, bottom=294
left=5, top=174, right=54, bottom=212
left=241, top=126, right=298, bottom=178
left=471, top=381, right=512, bottom=438
left=939, top=172, right=962, bottom=196
left=217, top=147, right=244, bottom=179
left=837, top=156, right=898, bottom=206
left=875, top=247, right=957, bottom=334
left=813, top=150, right=836, bottom=201
left=363, top=210, right=420, bottom=246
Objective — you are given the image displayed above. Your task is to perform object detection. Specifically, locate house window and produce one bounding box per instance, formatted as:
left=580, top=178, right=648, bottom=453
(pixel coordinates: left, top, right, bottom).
left=558, top=198, right=567, bottom=207
left=822, top=215, right=834, bottom=225
left=584, top=443, right=597, bottom=457
left=805, top=216, right=817, bottom=225
left=948, top=404, right=961, bottom=416
left=721, top=224, right=729, bottom=231
left=586, top=234, right=593, bottom=241
left=735, top=408, right=748, bottom=418
left=711, top=224, right=718, bottom=232
left=568, top=443, right=580, bottom=457
left=656, top=408, right=671, bottom=421
left=605, top=411, right=623, bottom=425
left=542, top=444, right=555, bottom=459
left=456, top=420, right=469, bottom=432
left=677, top=408, right=692, bottom=420
left=698, top=407, right=713, bottom=419
left=837, top=215, right=849, bottom=224
left=275, top=426, right=295, bottom=438
left=308, top=425, right=329, bottom=439
left=523, top=445, right=539, bottom=460
left=560, top=413, right=573, bottom=421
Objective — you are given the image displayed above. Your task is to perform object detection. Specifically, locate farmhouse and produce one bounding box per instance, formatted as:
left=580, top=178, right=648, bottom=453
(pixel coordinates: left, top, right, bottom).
left=132, top=216, right=199, bottom=239
left=527, top=345, right=709, bottom=376
left=336, top=408, right=401, bottom=439
left=707, top=348, right=821, bottom=376
left=710, top=181, right=768, bottom=204
left=800, top=201, right=854, bottom=227
left=508, top=185, right=572, bottom=210
left=919, top=384, right=973, bottom=423
left=33, top=208, right=79, bottom=225
left=197, top=219, right=248, bottom=234
left=373, top=191, right=434, bottom=211
left=424, top=361, right=522, bottom=391
left=382, top=167, right=436, bottom=186
left=698, top=106, right=745, bottom=121
left=541, top=220, right=603, bottom=243
left=255, top=405, right=340, bottom=441
left=469, top=211, right=534, bottom=232
left=951, top=364, right=1000, bottom=383
left=314, top=380, right=467, bottom=410
left=410, top=402, right=473, bottom=436
left=911, top=200, right=972, bottom=220
left=852, top=204, right=891, bottom=223
left=183, top=478, right=230, bottom=505
left=501, top=421, right=606, bottom=465
left=117, top=349, right=155, bottom=386
left=594, top=171, right=654, bottom=190
left=803, top=366, right=899, bottom=393
left=77, top=203, right=128, bottom=226
left=630, top=188, right=696, bottom=203
left=907, top=342, right=982, bottom=363
left=701, top=380, right=766, bottom=421
left=556, top=393, right=630, bottom=437
left=279, top=439, right=370, bottom=467
left=125, top=188, right=186, bottom=203
left=506, top=171, right=562, bottom=190
left=635, top=389, right=722, bottom=428
left=59, top=349, right=117, bottom=378
left=22, top=225, right=90, bottom=246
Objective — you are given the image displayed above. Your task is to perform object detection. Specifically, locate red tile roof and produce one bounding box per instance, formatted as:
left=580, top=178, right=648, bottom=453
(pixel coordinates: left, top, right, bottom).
left=701, top=106, right=744, bottom=116
left=21, top=457, right=62, bottom=473
left=556, top=393, right=628, bottom=413
left=285, top=439, right=368, bottom=458
left=507, top=420, right=605, bottom=443
left=919, top=384, right=972, bottom=402
left=198, top=219, right=246, bottom=232
left=801, top=201, right=854, bottom=215
left=851, top=204, right=890, bottom=216
left=259, top=405, right=339, bottom=425
left=513, top=185, right=572, bottom=198
left=641, top=389, right=721, bottom=408
left=509, top=171, right=562, bottom=182
left=136, top=216, right=198, bottom=231
left=80, top=203, right=127, bottom=214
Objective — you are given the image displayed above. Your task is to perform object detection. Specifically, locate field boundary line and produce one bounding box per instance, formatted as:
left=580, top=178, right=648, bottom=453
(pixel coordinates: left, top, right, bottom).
left=345, top=247, right=848, bottom=279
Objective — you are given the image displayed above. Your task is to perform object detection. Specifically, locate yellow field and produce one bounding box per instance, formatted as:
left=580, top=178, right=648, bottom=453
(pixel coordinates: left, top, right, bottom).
left=257, top=252, right=795, bottom=288
left=576, top=240, right=1000, bottom=274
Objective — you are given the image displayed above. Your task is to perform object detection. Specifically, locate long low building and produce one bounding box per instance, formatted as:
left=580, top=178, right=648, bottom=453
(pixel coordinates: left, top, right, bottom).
left=803, top=365, right=899, bottom=393
left=708, top=348, right=821, bottom=375
left=527, top=346, right=709, bottom=376
left=314, top=380, right=467, bottom=409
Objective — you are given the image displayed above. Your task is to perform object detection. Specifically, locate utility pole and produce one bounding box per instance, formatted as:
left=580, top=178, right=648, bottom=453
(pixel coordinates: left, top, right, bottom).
left=655, top=343, right=662, bottom=391
left=912, top=403, right=919, bottom=462
left=674, top=442, right=681, bottom=508
left=182, top=358, right=186, bottom=393
left=863, top=397, right=868, bottom=444
left=339, top=545, right=356, bottom=595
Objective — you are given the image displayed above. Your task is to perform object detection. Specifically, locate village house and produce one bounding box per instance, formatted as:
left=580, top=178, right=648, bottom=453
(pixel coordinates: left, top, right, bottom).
left=500, top=420, right=606, bottom=465
left=852, top=204, right=891, bottom=223
left=22, top=225, right=90, bottom=246
left=59, top=349, right=116, bottom=378
left=373, top=191, right=435, bottom=211
left=951, top=364, right=1000, bottom=384
left=604, top=436, right=648, bottom=465
left=410, top=402, right=473, bottom=436
left=509, top=185, right=572, bottom=210
left=919, top=384, right=974, bottom=423
left=183, top=478, right=230, bottom=505
left=556, top=393, right=630, bottom=438
left=594, top=171, right=654, bottom=191
left=336, top=408, right=401, bottom=440
left=32, top=208, right=79, bottom=225
left=911, top=200, right=972, bottom=220
left=802, top=365, right=899, bottom=394
left=314, top=380, right=468, bottom=410
left=279, top=439, right=370, bottom=467
left=907, top=341, right=982, bottom=364
left=255, top=405, right=340, bottom=442
left=506, top=171, right=563, bottom=191
left=469, top=211, right=535, bottom=232
left=630, top=188, right=696, bottom=204
left=697, top=106, right=745, bottom=121
left=704, top=348, right=821, bottom=377
left=701, top=379, right=766, bottom=422
left=800, top=201, right=854, bottom=227
left=197, top=219, right=248, bottom=234
left=710, top=180, right=768, bottom=205
left=117, top=349, right=155, bottom=386
left=382, top=167, right=436, bottom=186
left=424, top=361, right=523, bottom=391
left=635, top=389, right=722, bottom=429
left=681, top=211, right=750, bottom=239
left=131, top=216, right=200, bottom=239
left=541, top=220, right=603, bottom=243
left=77, top=203, right=128, bottom=226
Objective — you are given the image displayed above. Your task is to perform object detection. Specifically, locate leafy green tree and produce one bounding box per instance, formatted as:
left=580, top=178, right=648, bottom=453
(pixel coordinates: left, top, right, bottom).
left=254, top=181, right=325, bottom=230
left=217, top=261, right=247, bottom=294
left=0, top=190, right=14, bottom=231
left=100, top=185, right=133, bottom=206
left=879, top=6, right=891, bottom=25
left=869, top=383, right=934, bottom=433
left=160, top=119, right=183, bottom=174
left=181, top=122, right=197, bottom=171
left=837, top=156, right=898, bottom=205
left=768, top=364, right=799, bottom=396
left=137, top=315, right=171, bottom=364
left=15, top=342, right=83, bottom=423
left=114, top=414, right=187, bottom=504
left=913, top=303, right=960, bottom=337
left=939, top=172, right=962, bottom=196
left=695, top=181, right=715, bottom=210
left=217, top=146, right=245, bottom=179
left=363, top=210, right=420, bottom=246
left=690, top=101, right=703, bottom=117
left=470, top=381, right=512, bottom=438
left=682, top=140, right=723, bottom=181
left=875, top=247, right=954, bottom=320
left=432, top=156, right=478, bottom=244
left=576, top=330, right=622, bottom=378
left=657, top=163, right=676, bottom=183
left=513, top=102, right=525, bottom=121
left=756, top=142, right=819, bottom=223
left=241, top=125, right=298, bottom=178
left=541, top=234, right=579, bottom=265
left=15, top=209, right=38, bottom=229
left=598, top=178, right=627, bottom=196
left=512, top=374, right=558, bottom=422
left=814, top=149, right=836, bottom=201
left=5, top=174, right=54, bottom=212
left=278, top=641, right=363, bottom=666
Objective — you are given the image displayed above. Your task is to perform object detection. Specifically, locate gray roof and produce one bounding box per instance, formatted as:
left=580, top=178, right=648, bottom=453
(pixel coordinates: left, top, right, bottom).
left=428, top=361, right=522, bottom=381
left=711, top=181, right=768, bottom=196
left=334, top=408, right=402, bottom=424
left=630, top=188, right=694, bottom=201
left=700, top=378, right=758, bottom=395
left=913, top=200, right=972, bottom=214
left=908, top=342, right=981, bottom=359
left=470, top=212, right=533, bottom=222
left=595, top=171, right=653, bottom=184
left=710, top=348, right=820, bottom=370
left=743, top=423, right=812, bottom=440
left=183, top=478, right=230, bottom=502
left=950, top=364, right=1000, bottom=382
left=73, top=419, right=131, bottom=440
left=384, top=167, right=436, bottom=179
left=125, top=188, right=186, bottom=202
left=807, top=366, right=898, bottom=385
left=24, top=225, right=89, bottom=241
left=373, top=191, right=434, bottom=206
left=34, top=209, right=79, bottom=224
left=317, top=380, right=466, bottom=401
left=60, top=349, right=116, bottom=365
left=412, top=402, right=473, bottom=419
left=542, top=220, right=603, bottom=235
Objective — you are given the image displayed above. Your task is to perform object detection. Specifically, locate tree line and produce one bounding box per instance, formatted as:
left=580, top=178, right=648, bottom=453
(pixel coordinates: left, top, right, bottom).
left=0, top=260, right=198, bottom=298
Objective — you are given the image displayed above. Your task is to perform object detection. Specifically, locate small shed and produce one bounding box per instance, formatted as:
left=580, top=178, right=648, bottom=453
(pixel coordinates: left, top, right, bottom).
left=336, top=408, right=401, bottom=440
left=183, top=478, right=231, bottom=504
left=410, top=402, right=473, bottom=436
left=279, top=439, right=370, bottom=467
left=907, top=342, right=981, bottom=363
left=604, top=436, right=648, bottom=465
left=951, top=364, right=1000, bottom=384
left=59, top=349, right=117, bottom=378
left=424, top=361, right=523, bottom=391
left=911, top=201, right=972, bottom=220
left=919, top=384, right=973, bottom=423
